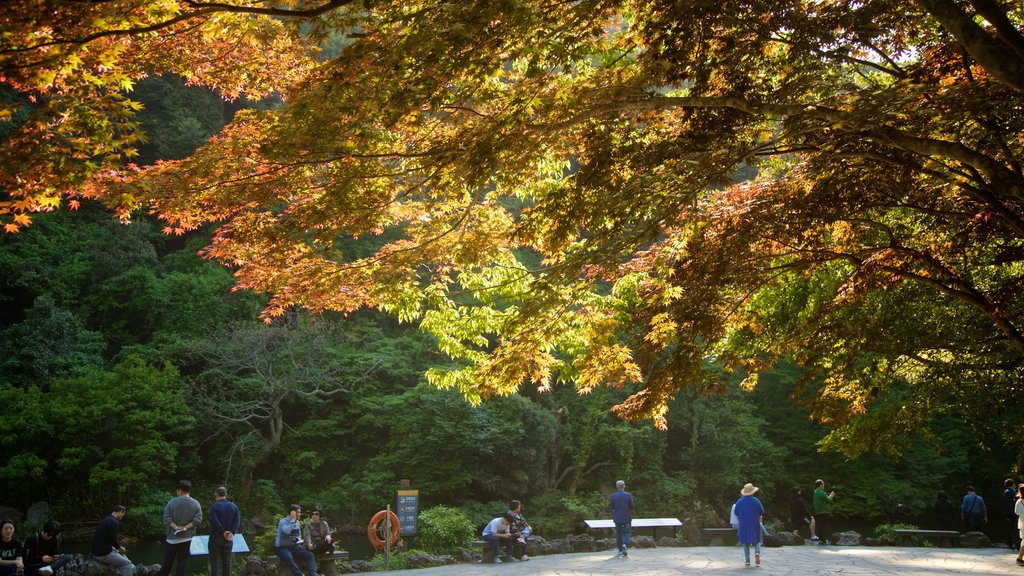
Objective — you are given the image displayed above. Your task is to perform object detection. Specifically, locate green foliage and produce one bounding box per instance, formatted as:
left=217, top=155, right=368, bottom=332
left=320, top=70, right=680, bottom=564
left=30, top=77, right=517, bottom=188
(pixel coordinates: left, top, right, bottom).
left=369, top=548, right=431, bottom=572
left=0, top=295, right=105, bottom=385
left=251, top=520, right=281, bottom=559
left=132, top=74, right=226, bottom=165
left=873, top=522, right=931, bottom=546
left=415, top=505, right=475, bottom=554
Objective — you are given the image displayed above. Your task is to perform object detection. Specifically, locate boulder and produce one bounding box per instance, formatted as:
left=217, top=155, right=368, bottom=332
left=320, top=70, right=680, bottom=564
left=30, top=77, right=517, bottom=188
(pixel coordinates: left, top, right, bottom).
left=772, top=531, right=804, bottom=546
left=595, top=538, right=617, bottom=551
left=402, top=553, right=454, bottom=568
left=656, top=537, right=686, bottom=547
left=25, top=502, right=52, bottom=531
left=337, top=560, right=374, bottom=574
left=566, top=533, right=596, bottom=552
left=630, top=535, right=656, bottom=549
left=237, top=558, right=269, bottom=576
left=832, top=531, right=863, bottom=546
left=959, top=531, right=990, bottom=548
left=862, top=537, right=889, bottom=547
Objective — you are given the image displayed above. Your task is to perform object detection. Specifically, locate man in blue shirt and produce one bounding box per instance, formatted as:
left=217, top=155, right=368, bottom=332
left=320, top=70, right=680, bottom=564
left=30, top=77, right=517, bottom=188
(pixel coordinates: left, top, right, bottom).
left=610, top=480, right=635, bottom=557
left=960, top=485, right=988, bottom=531
left=209, top=487, right=241, bottom=576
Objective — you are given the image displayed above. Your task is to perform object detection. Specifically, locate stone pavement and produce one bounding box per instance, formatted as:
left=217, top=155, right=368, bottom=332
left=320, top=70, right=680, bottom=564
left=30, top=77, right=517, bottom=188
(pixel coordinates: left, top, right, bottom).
left=376, top=545, right=1019, bottom=575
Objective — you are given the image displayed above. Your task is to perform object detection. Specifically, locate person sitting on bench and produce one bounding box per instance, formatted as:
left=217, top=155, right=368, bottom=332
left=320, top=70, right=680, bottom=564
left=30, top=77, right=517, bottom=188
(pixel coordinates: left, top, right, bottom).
left=481, top=513, right=515, bottom=563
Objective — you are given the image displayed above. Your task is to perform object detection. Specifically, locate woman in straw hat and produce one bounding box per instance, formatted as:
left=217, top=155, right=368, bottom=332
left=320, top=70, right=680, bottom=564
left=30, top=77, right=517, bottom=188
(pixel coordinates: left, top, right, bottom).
left=734, top=483, right=765, bottom=567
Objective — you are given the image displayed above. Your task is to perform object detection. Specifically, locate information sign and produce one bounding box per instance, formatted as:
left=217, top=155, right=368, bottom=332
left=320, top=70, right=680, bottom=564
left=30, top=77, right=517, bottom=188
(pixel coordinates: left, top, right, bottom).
left=396, top=489, right=419, bottom=536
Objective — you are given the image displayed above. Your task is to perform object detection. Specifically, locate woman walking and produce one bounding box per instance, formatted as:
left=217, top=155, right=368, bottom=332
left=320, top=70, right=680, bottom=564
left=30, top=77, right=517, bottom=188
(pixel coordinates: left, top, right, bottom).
left=735, top=483, right=765, bottom=567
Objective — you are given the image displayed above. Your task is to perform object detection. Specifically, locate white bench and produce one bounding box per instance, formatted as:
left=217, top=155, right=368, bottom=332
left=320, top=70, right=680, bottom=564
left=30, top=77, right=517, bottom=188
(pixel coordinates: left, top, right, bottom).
left=584, top=518, right=682, bottom=540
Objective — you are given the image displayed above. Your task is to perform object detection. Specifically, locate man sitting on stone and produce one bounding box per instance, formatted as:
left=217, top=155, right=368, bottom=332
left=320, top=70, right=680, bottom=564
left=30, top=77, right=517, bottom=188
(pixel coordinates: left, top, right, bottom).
left=24, top=520, right=71, bottom=576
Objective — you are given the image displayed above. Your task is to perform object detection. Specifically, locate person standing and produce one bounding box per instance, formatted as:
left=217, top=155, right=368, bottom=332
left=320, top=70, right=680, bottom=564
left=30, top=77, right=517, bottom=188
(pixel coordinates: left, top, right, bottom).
left=275, top=505, right=317, bottom=576
left=610, top=480, right=635, bottom=557
left=788, top=486, right=816, bottom=540
left=735, top=483, right=765, bottom=567
left=812, top=479, right=835, bottom=545
left=960, top=485, right=987, bottom=531
left=933, top=490, right=955, bottom=531
left=23, top=520, right=72, bottom=576
left=302, top=508, right=335, bottom=576
left=1015, top=484, right=1023, bottom=566
left=209, top=487, right=240, bottom=576
left=0, top=520, right=24, bottom=576
left=91, top=506, right=133, bottom=576
left=160, top=480, right=203, bottom=576
left=1003, top=479, right=1020, bottom=551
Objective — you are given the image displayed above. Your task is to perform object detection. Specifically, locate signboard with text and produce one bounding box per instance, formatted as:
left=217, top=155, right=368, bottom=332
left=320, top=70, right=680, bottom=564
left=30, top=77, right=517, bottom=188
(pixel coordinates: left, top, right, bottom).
left=396, top=489, right=419, bottom=536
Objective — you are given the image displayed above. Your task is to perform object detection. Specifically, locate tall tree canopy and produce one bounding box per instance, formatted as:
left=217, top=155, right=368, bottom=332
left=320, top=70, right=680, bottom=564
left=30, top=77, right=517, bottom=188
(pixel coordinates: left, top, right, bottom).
left=3, top=1, right=1024, bottom=458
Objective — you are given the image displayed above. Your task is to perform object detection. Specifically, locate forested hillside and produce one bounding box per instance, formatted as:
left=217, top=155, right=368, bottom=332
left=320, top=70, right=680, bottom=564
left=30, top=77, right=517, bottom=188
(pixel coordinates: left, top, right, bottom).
left=2, top=0, right=1023, bottom=544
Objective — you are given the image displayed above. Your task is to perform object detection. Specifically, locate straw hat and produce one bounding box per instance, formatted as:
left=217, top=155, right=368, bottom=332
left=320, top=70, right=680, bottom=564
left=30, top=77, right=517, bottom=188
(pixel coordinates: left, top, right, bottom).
left=741, top=483, right=759, bottom=496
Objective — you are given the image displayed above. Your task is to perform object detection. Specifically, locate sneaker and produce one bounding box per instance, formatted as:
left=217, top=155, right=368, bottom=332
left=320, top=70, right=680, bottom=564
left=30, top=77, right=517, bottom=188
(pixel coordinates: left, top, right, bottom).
left=520, top=555, right=529, bottom=561
left=493, top=558, right=503, bottom=564
left=507, top=557, right=519, bottom=562
left=1016, top=558, right=1024, bottom=565
left=622, top=549, right=628, bottom=557
left=755, top=553, right=760, bottom=566
left=39, top=568, right=53, bottom=575
left=810, top=536, right=819, bottom=542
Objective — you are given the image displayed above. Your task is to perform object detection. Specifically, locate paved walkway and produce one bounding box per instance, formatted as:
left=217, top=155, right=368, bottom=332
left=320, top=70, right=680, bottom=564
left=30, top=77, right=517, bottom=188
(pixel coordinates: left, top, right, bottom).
left=376, top=545, right=1019, bottom=575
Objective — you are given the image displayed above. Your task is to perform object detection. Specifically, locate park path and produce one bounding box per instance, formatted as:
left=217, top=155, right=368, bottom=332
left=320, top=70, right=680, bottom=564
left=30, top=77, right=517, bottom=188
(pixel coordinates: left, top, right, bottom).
left=375, top=545, right=1018, bottom=575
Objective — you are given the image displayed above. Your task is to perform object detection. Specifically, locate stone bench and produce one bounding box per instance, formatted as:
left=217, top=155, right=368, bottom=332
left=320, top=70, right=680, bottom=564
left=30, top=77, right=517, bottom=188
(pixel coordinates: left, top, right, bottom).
left=471, top=539, right=526, bottom=563
left=700, top=527, right=737, bottom=546
left=263, top=550, right=349, bottom=571
left=892, top=529, right=960, bottom=547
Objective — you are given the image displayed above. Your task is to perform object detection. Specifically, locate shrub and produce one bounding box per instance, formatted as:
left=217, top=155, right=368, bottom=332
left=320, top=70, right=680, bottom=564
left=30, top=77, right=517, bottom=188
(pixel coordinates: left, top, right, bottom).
left=874, top=523, right=919, bottom=543
left=416, top=505, right=476, bottom=554
left=370, top=548, right=429, bottom=571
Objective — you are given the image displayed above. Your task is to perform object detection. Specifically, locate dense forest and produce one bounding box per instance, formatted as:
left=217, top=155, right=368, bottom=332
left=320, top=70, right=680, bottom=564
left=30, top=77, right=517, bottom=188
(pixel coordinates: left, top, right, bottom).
left=0, top=77, right=1016, bottom=543
left=2, top=0, right=1024, bottom=549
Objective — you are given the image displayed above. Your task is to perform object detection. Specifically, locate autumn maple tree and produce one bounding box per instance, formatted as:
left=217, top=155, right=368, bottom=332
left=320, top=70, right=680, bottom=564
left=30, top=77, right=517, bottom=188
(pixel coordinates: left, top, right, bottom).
left=3, top=0, right=1024, bottom=457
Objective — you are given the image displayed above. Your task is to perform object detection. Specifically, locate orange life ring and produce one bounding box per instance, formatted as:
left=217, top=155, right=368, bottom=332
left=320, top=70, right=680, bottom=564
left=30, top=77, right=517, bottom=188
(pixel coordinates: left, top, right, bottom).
left=367, top=510, right=401, bottom=550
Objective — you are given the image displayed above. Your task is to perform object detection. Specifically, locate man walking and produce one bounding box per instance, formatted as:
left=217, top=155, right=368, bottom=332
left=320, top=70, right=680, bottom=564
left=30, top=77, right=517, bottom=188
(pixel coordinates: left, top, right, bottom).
left=209, top=487, right=241, bottom=576
left=91, top=506, right=132, bottom=576
left=610, top=480, right=635, bottom=557
left=160, top=480, right=203, bottom=576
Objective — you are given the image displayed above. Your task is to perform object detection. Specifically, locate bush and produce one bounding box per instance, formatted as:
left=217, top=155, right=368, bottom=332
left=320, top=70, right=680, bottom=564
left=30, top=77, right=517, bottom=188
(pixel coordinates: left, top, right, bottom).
left=874, top=523, right=919, bottom=543
left=370, top=548, right=429, bottom=571
left=416, top=505, right=476, bottom=554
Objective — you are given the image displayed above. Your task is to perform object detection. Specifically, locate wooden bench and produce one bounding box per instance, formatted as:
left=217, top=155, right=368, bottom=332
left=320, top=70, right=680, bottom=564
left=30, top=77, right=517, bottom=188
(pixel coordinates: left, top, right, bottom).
left=892, top=529, right=960, bottom=547
left=584, top=518, right=682, bottom=541
left=700, top=527, right=737, bottom=546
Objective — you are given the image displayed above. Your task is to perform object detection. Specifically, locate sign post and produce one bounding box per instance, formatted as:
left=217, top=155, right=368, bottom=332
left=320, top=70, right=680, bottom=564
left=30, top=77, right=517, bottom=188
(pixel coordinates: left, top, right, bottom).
left=396, top=489, right=419, bottom=537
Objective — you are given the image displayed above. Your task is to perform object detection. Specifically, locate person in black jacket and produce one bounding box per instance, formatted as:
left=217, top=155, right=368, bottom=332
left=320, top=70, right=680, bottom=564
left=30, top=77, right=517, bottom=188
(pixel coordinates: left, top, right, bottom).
left=933, top=491, right=955, bottom=531
left=23, top=521, right=71, bottom=576
left=788, top=487, right=816, bottom=540
left=91, top=506, right=133, bottom=576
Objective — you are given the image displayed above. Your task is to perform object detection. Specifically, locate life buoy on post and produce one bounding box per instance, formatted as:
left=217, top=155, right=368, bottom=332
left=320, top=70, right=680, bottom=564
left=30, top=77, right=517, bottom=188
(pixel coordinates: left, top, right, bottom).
left=367, top=510, right=401, bottom=550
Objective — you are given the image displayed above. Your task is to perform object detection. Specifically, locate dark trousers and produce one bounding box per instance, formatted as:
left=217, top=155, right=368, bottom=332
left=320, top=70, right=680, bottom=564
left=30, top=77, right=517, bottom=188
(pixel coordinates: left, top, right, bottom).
left=159, top=540, right=192, bottom=576
left=275, top=545, right=317, bottom=576
left=209, top=536, right=233, bottom=576
left=816, top=513, right=831, bottom=544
